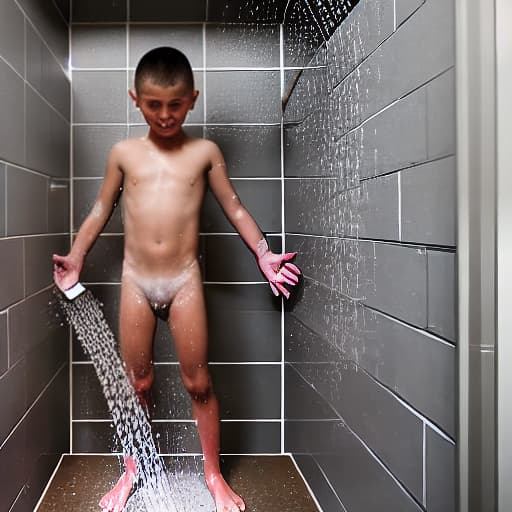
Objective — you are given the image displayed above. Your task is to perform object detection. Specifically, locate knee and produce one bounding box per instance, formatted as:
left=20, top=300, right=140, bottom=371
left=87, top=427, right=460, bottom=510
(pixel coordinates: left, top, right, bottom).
left=126, top=364, right=154, bottom=396
left=181, top=367, right=212, bottom=402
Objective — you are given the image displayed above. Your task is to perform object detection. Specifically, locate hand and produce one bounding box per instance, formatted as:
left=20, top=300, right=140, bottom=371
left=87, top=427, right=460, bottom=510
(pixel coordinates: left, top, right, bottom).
left=256, top=241, right=301, bottom=299
left=52, top=253, right=82, bottom=293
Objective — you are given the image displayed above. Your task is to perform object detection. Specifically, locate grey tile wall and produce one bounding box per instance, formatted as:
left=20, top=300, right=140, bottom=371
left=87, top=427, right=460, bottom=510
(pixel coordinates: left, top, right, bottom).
left=426, top=427, right=456, bottom=511
left=0, top=59, right=25, bottom=166
left=73, top=71, right=127, bottom=124
left=205, top=24, right=280, bottom=67
left=284, top=0, right=456, bottom=510
left=0, top=2, right=70, bottom=509
left=204, top=126, right=281, bottom=178
left=0, top=165, right=5, bottom=237
left=72, top=0, right=289, bottom=24
left=207, top=0, right=288, bottom=23
left=129, top=25, right=203, bottom=69
left=0, top=313, right=7, bottom=375
left=72, top=24, right=127, bottom=68
left=70, top=20, right=283, bottom=457
left=130, top=0, right=206, bottom=23
left=206, top=71, right=281, bottom=124
left=0, top=0, right=25, bottom=76
left=72, top=0, right=127, bottom=23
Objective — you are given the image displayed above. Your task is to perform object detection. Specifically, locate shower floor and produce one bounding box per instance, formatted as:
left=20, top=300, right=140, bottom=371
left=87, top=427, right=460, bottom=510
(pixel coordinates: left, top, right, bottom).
left=36, top=455, right=319, bottom=511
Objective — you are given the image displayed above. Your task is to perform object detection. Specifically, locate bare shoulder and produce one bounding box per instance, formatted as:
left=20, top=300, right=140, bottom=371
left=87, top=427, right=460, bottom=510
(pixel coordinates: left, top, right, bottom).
left=112, top=137, right=143, bottom=155
left=190, top=138, right=224, bottom=164
left=189, top=137, right=219, bottom=154
left=109, top=137, right=144, bottom=165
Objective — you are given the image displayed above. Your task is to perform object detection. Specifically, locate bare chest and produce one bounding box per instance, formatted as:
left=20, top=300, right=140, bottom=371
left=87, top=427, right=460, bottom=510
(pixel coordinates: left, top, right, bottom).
left=122, top=152, right=207, bottom=196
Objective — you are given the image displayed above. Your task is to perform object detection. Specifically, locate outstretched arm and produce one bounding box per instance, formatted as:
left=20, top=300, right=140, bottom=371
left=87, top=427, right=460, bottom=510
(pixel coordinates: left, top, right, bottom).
left=53, top=144, right=124, bottom=292
left=207, top=143, right=300, bottom=298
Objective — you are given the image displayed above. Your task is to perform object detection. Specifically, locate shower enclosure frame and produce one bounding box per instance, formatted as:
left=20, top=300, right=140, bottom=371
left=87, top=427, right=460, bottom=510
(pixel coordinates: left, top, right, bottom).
left=457, top=0, right=512, bottom=510
left=495, top=0, right=512, bottom=510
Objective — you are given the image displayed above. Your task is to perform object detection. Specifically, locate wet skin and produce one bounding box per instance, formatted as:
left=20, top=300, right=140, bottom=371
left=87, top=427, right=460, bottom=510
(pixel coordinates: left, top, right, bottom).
left=54, top=79, right=265, bottom=511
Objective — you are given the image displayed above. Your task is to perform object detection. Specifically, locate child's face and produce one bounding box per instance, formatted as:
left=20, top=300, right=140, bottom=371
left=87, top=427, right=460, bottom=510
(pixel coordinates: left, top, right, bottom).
left=130, top=79, right=198, bottom=139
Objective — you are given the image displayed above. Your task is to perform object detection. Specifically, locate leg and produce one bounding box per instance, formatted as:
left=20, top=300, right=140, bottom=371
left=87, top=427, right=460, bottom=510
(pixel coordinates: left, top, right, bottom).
left=169, top=274, right=245, bottom=512
left=118, top=277, right=157, bottom=411
left=99, top=277, right=157, bottom=512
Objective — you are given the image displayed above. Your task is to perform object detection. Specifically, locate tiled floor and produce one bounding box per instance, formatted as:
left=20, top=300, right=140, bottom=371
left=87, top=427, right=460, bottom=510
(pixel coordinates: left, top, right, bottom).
left=36, top=455, right=319, bottom=511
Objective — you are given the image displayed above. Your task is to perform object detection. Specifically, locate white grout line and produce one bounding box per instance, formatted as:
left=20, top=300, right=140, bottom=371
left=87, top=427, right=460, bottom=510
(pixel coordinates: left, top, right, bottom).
left=1, top=231, right=83, bottom=240
left=289, top=454, right=327, bottom=512
left=73, top=175, right=282, bottom=181
left=13, top=0, right=69, bottom=78
left=22, top=238, right=26, bottom=303
left=279, top=22, right=286, bottom=456
left=126, top=0, right=130, bottom=125
left=5, top=303, right=10, bottom=369
left=72, top=231, right=281, bottom=237
left=365, top=369, right=455, bottom=444
left=8, top=487, right=26, bottom=512
left=4, top=167, right=8, bottom=241
left=73, top=360, right=282, bottom=366
left=202, top=281, right=268, bottom=285
left=68, top=0, right=74, bottom=454
left=33, top=453, right=65, bottom=511
left=52, top=0, right=69, bottom=26
left=0, top=160, right=63, bottom=180
left=23, top=17, right=27, bottom=167
left=283, top=0, right=293, bottom=21
left=422, top=422, right=427, bottom=506
left=397, top=171, right=402, bottom=241
left=72, top=21, right=204, bottom=26
left=202, top=23, right=207, bottom=127
left=73, top=121, right=282, bottom=127
left=342, top=415, right=425, bottom=508
left=71, top=66, right=283, bottom=72
left=2, top=284, right=55, bottom=311
left=0, top=363, right=67, bottom=451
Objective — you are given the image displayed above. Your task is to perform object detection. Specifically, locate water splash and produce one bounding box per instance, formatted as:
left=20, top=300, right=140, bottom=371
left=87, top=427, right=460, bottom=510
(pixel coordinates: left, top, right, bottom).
left=57, top=289, right=210, bottom=511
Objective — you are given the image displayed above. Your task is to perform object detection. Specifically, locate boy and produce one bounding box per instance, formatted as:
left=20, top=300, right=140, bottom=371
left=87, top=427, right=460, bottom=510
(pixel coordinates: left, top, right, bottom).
left=53, top=47, right=300, bottom=512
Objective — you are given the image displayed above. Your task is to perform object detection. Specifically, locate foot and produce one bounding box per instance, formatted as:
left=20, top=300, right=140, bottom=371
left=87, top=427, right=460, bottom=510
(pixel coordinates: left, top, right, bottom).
left=206, top=473, right=245, bottom=512
left=99, top=456, right=137, bottom=512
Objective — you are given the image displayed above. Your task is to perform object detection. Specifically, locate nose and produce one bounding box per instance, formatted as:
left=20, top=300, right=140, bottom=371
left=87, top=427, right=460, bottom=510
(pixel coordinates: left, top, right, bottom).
left=159, top=106, right=171, bottom=120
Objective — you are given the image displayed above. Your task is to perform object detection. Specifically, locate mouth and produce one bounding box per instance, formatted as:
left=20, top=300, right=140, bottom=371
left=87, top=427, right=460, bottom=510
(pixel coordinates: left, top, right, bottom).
left=157, top=123, right=175, bottom=130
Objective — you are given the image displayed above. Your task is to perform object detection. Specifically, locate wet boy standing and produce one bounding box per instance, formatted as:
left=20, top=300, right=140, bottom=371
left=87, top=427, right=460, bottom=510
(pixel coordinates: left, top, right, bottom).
left=53, top=47, right=300, bottom=512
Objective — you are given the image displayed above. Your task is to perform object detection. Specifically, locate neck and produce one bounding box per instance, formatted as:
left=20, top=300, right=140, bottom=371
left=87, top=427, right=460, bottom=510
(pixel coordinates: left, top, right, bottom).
left=147, top=128, right=187, bottom=149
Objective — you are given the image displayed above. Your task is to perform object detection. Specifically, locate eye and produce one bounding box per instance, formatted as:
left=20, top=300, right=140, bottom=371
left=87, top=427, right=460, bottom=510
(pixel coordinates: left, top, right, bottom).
left=148, top=101, right=160, bottom=109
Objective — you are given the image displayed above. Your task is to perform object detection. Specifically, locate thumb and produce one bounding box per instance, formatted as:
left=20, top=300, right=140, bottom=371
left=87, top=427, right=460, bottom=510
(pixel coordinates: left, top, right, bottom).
left=52, top=253, right=66, bottom=264
left=281, top=252, right=297, bottom=262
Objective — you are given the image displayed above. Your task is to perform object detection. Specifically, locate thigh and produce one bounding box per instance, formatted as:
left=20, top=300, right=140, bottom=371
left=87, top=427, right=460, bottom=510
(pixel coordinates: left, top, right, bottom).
left=168, top=270, right=209, bottom=375
left=119, top=276, right=156, bottom=377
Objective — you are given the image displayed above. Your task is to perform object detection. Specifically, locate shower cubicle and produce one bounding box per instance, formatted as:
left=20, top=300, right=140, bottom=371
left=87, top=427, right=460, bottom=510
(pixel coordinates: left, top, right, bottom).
left=0, top=0, right=510, bottom=510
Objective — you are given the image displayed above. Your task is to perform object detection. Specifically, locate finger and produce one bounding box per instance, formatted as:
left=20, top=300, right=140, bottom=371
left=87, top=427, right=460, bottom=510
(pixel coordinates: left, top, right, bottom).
left=284, top=262, right=301, bottom=274
left=52, top=253, right=65, bottom=264
left=275, top=282, right=290, bottom=299
left=269, top=282, right=279, bottom=297
left=276, top=272, right=298, bottom=286
left=280, top=252, right=297, bottom=262
left=279, top=267, right=299, bottom=283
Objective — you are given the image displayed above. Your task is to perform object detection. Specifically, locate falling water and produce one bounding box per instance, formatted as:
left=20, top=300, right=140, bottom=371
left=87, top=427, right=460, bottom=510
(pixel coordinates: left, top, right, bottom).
left=57, top=289, right=214, bottom=511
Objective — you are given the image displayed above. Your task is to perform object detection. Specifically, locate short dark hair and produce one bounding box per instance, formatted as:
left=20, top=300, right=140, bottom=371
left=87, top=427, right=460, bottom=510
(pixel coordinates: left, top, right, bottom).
left=134, top=47, right=194, bottom=93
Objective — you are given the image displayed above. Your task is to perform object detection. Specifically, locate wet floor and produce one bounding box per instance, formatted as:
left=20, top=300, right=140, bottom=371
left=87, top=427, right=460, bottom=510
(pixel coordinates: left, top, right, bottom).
left=36, top=455, right=319, bottom=511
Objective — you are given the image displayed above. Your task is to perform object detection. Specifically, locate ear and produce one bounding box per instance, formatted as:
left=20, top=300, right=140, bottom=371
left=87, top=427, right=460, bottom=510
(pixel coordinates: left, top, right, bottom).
left=128, top=88, right=138, bottom=107
left=190, top=89, right=199, bottom=110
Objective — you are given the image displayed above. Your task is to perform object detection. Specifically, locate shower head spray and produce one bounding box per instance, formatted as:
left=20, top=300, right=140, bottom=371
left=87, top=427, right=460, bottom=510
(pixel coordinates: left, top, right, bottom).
left=62, top=282, right=86, bottom=301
